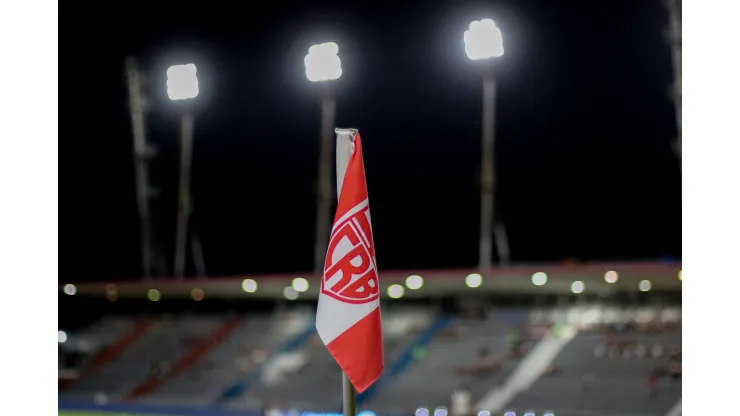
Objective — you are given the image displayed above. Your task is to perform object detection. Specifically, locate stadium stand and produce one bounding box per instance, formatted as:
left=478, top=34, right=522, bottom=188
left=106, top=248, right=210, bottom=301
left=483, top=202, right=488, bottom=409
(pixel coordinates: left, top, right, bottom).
left=225, top=307, right=436, bottom=412
left=61, top=314, right=230, bottom=402
left=504, top=307, right=682, bottom=416
left=364, top=308, right=530, bottom=413
left=139, top=309, right=314, bottom=406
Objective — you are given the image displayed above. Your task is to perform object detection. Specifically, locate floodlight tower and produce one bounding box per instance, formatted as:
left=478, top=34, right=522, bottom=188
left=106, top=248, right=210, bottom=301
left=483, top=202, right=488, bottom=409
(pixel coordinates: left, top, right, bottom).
left=125, top=57, right=167, bottom=279
left=664, top=0, right=681, bottom=168
left=167, top=63, right=199, bottom=279
left=305, top=42, right=343, bottom=273
left=464, top=19, right=511, bottom=269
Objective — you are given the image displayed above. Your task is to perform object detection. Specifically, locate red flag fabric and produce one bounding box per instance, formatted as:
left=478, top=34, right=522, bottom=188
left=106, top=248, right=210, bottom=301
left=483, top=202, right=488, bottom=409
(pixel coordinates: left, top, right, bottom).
left=315, top=130, right=384, bottom=393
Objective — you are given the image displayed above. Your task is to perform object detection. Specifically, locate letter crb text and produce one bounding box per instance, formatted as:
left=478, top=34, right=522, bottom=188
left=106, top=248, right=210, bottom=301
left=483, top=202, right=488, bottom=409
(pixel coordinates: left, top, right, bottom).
left=321, top=205, right=378, bottom=304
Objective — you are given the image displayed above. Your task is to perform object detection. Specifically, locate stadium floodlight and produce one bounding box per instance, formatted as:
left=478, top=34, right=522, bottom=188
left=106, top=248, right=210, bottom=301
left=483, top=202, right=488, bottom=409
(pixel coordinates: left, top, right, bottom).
left=147, top=288, right=161, bottom=301
left=283, top=286, right=299, bottom=300
left=166, top=64, right=199, bottom=100
left=466, top=18, right=510, bottom=269
left=305, top=42, right=342, bottom=82
left=405, top=274, right=424, bottom=290
left=387, top=284, right=405, bottom=299
left=63, top=284, right=77, bottom=295
left=464, top=19, right=504, bottom=60
left=465, top=273, right=483, bottom=288
left=292, top=277, right=310, bottom=292
left=242, top=278, right=258, bottom=293
left=531, top=272, right=548, bottom=286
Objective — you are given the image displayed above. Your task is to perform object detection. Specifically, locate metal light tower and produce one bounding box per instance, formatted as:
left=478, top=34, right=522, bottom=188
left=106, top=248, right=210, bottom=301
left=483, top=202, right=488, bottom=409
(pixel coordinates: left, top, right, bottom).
left=464, top=19, right=511, bottom=269
left=125, top=57, right=167, bottom=279
left=167, top=63, right=199, bottom=279
left=305, top=42, right=342, bottom=273
left=665, top=0, right=682, bottom=168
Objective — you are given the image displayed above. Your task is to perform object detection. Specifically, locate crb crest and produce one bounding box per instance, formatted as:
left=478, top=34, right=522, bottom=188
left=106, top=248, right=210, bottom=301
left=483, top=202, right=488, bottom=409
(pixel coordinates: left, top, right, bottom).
left=321, top=199, right=379, bottom=304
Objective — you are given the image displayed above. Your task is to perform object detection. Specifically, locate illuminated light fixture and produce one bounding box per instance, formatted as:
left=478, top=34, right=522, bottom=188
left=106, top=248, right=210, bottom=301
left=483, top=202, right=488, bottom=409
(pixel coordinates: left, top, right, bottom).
left=147, top=288, right=161, bottom=302
left=503, top=412, right=516, bottom=416
left=191, top=288, right=204, bottom=301
left=387, top=284, right=405, bottom=299
left=58, top=330, right=67, bottom=343
left=405, top=274, right=424, bottom=290
left=571, top=280, right=585, bottom=294
left=465, top=273, right=483, bottom=288
left=434, top=408, right=448, bottom=416
left=464, top=19, right=505, bottom=60
left=531, top=272, right=548, bottom=286
left=63, top=284, right=77, bottom=296
left=604, top=270, right=619, bottom=283
left=678, top=270, right=682, bottom=281
left=166, top=64, right=199, bottom=100
left=415, top=409, right=430, bottom=416
left=639, top=279, right=652, bottom=292
left=283, top=286, right=299, bottom=300
left=477, top=412, right=491, bottom=416
left=305, top=42, right=342, bottom=82
left=241, top=278, right=258, bottom=293
left=292, top=277, right=310, bottom=293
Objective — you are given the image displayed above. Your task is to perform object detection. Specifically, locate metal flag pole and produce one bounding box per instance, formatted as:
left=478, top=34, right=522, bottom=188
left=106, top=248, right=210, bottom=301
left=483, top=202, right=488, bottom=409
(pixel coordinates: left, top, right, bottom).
left=335, top=127, right=359, bottom=416
left=342, top=373, right=357, bottom=416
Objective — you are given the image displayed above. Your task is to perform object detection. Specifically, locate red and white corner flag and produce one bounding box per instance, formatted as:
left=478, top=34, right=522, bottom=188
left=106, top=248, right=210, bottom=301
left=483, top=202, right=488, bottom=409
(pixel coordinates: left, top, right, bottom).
left=316, top=129, right=384, bottom=393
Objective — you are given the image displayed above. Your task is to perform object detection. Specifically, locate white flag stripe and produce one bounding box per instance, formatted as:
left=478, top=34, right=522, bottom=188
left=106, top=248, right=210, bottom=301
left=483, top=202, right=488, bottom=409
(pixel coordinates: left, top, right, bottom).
left=335, top=129, right=355, bottom=198
left=316, top=295, right=378, bottom=344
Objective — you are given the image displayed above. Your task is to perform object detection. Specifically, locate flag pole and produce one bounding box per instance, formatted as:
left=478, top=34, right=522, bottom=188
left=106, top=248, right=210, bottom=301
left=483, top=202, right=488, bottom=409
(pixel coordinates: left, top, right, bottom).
left=336, top=127, right=359, bottom=416
left=342, top=372, right=357, bottom=416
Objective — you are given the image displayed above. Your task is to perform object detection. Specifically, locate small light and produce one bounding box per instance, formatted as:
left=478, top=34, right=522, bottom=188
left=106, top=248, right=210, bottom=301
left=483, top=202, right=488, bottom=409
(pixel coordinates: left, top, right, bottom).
left=283, top=286, right=299, bottom=300
left=503, top=412, right=516, bottom=416
left=465, top=273, right=483, bottom=288
left=292, top=277, right=309, bottom=293
left=242, top=279, right=258, bottom=293
left=604, top=270, right=619, bottom=283
left=191, top=288, right=204, bottom=301
left=387, top=284, right=405, bottom=299
left=147, top=289, right=161, bottom=302
left=531, top=272, right=548, bottom=286
left=63, top=284, right=77, bottom=296
left=106, top=291, right=117, bottom=302
left=544, top=412, right=555, bottom=416
left=678, top=270, right=682, bottom=281
left=58, top=330, right=67, bottom=343
left=434, top=408, right=447, bottom=416
left=415, top=408, right=429, bottom=416
left=358, top=411, right=377, bottom=416
left=524, top=412, right=535, bottom=416
left=639, top=279, right=652, bottom=292
left=571, top=281, right=585, bottom=294
left=405, top=274, right=424, bottom=290
left=477, top=412, right=491, bottom=416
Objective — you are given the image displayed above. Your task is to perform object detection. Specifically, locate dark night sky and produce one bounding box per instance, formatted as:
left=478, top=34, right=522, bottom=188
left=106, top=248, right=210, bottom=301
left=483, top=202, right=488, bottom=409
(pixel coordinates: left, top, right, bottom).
left=62, top=0, right=680, bottom=282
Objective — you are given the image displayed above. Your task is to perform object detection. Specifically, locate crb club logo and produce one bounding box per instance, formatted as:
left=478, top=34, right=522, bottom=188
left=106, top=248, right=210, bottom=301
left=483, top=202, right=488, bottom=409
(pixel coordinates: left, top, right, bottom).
left=322, top=200, right=379, bottom=304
